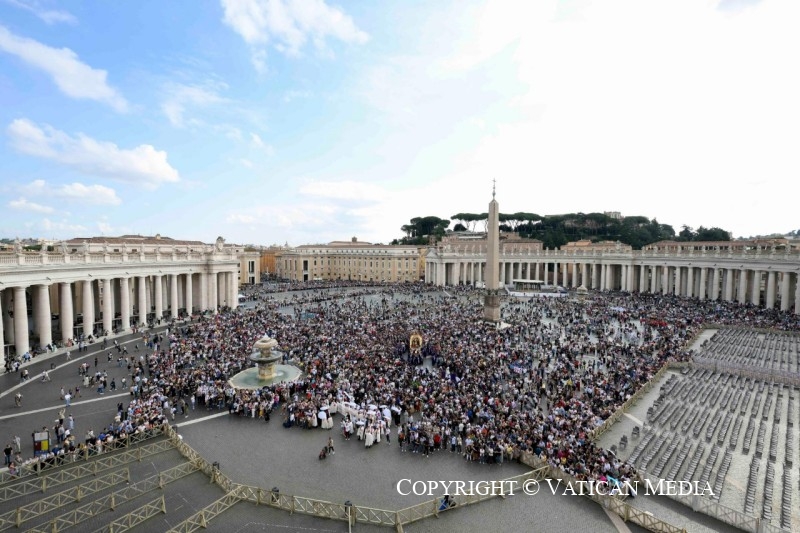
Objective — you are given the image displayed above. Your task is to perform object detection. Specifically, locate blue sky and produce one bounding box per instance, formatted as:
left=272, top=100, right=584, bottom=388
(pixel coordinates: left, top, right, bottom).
left=1, top=0, right=797, bottom=246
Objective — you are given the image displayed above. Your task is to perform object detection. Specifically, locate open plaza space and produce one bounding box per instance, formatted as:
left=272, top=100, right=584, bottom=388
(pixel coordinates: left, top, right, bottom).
left=0, top=282, right=798, bottom=532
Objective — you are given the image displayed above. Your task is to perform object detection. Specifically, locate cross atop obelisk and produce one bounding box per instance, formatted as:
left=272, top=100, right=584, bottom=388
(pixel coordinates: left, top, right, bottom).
left=483, top=183, right=501, bottom=322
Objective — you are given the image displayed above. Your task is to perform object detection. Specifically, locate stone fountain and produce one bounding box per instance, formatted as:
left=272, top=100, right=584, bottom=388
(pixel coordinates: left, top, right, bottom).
left=228, top=334, right=302, bottom=390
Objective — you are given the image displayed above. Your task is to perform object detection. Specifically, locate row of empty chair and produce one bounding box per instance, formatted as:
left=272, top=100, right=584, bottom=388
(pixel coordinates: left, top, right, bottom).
left=619, top=359, right=798, bottom=530
left=696, top=329, right=800, bottom=374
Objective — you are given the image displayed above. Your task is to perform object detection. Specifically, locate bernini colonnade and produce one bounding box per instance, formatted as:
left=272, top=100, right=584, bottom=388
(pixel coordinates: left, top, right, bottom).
left=425, top=245, right=800, bottom=314
left=0, top=239, right=241, bottom=363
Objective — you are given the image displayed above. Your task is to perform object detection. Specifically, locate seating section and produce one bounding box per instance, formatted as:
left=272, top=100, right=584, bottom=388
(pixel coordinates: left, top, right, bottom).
left=615, top=328, right=800, bottom=531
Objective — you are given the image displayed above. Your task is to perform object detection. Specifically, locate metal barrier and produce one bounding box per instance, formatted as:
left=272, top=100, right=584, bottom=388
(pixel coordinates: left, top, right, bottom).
left=24, top=462, right=198, bottom=533
left=93, top=495, right=167, bottom=533
left=0, top=437, right=174, bottom=501
left=164, top=491, right=240, bottom=533
left=0, top=469, right=129, bottom=531
left=518, top=453, right=689, bottom=533
left=592, top=364, right=671, bottom=441
left=0, top=427, right=167, bottom=486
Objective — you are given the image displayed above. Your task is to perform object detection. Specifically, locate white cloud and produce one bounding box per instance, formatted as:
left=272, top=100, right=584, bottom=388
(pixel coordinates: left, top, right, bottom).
left=283, top=89, right=312, bottom=103
left=220, top=0, right=369, bottom=71
left=0, top=25, right=127, bottom=111
left=226, top=202, right=338, bottom=233
left=97, top=219, right=113, bottom=234
left=250, top=132, right=275, bottom=155
left=8, top=119, right=180, bottom=189
left=40, top=217, right=87, bottom=233
left=240, top=158, right=254, bottom=168
left=350, top=0, right=800, bottom=240
left=161, top=82, right=228, bottom=127
left=298, top=180, right=387, bottom=203
left=1, top=0, right=77, bottom=25
left=21, top=179, right=122, bottom=205
left=8, top=196, right=55, bottom=213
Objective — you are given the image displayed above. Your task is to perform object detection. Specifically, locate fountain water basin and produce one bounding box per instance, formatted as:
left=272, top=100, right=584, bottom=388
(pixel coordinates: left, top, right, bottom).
left=228, top=335, right=302, bottom=390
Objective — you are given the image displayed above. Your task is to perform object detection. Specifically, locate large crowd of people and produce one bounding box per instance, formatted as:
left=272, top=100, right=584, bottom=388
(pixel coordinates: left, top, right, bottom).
left=13, top=280, right=800, bottom=487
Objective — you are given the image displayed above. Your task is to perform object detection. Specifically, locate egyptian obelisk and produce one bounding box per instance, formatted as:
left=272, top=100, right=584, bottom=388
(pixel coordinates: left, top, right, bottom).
left=484, top=182, right=501, bottom=322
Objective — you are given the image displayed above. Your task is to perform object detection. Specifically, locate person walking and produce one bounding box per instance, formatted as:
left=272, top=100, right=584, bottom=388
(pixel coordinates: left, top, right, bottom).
left=14, top=392, right=22, bottom=407
left=13, top=435, right=21, bottom=454
left=64, top=392, right=72, bottom=407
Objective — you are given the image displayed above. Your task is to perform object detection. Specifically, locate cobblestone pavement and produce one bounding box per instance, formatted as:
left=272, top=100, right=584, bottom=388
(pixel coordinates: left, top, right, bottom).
left=0, top=288, right=750, bottom=532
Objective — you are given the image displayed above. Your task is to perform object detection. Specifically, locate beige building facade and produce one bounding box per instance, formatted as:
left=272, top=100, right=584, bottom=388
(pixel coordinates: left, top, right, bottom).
left=277, top=238, right=424, bottom=282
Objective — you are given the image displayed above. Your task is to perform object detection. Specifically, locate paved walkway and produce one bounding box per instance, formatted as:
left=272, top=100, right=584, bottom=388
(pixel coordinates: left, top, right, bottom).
left=0, top=289, right=714, bottom=533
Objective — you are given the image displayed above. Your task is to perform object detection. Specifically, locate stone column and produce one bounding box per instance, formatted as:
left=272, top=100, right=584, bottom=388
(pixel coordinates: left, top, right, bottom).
left=154, top=275, right=163, bottom=320
left=120, top=277, right=130, bottom=332
left=698, top=268, right=707, bottom=300
left=185, top=273, right=193, bottom=314
left=137, top=276, right=147, bottom=326
left=35, top=284, right=52, bottom=348
left=170, top=274, right=179, bottom=319
left=724, top=269, right=734, bottom=302
left=209, top=272, right=218, bottom=312
left=534, top=262, right=540, bottom=281
left=572, top=264, right=579, bottom=288
left=710, top=268, right=720, bottom=300
left=639, top=265, right=646, bottom=292
left=229, top=272, right=238, bottom=310
left=14, top=286, right=29, bottom=355
left=779, top=272, right=791, bottom=312
left=795, top=273, right=800, bottom=315
left=581, top=263, right=589, bottom=288
left=2, top=289, right=13, bottom=346
left=686, top=267, right=694, bottom=298
left=766, top=271, right=776, bottom=309
left=0, top=294, right=4, bottom=365
left=218, top=272, right=227, bottom=306
left=750, top=270, right=761, bottom=305
left=82, top=280, right=94, bottom=336
left=199, top=273, right=208, bottom=311
left=101, top=279, right=113, bottom=335
left=737, top=269, right=747, bottom=303
left=627, top=264, right=634, bottom=292
left=60, top=282, right=73, bottom=343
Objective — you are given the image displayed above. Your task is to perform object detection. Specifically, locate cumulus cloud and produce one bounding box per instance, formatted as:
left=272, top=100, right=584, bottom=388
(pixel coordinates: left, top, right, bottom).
left=250, top=132, right=275, bottom=155
left=161, top=81, right=228, bottom=127
left=40, top=217, right=87, bottom=233
left=220, top=0, right=369, bottom=71
left=8, top=196, right=55, bottom=213
left=1, top=0, right=77, bottom=25
left=21, top=179, right=122, bottom=205
left=0, top=25, right=127, bottom=111
left=8, top=119, right=180, bottom=189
